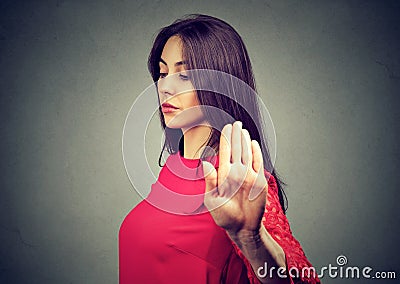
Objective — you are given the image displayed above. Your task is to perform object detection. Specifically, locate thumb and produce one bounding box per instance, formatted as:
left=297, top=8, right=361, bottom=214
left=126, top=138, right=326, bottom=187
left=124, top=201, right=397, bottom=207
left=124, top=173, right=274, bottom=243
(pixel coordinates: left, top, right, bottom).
left=202, top=161, right=218, bottom=194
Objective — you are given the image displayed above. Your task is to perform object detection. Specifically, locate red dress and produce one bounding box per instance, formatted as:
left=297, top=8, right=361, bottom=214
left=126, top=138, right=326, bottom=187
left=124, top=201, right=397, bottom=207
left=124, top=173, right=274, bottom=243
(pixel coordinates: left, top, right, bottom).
left=119, top=152, right=320, bottom=284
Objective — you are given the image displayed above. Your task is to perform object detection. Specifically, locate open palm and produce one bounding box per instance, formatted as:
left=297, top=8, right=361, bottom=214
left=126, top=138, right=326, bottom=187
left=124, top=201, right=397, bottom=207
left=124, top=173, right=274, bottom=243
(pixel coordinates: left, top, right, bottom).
left=202, top=121, right=269, bottom=235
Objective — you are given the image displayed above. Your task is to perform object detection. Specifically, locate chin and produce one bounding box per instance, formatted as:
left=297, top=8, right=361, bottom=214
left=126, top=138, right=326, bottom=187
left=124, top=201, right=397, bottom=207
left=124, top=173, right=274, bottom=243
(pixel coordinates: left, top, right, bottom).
left=165, top=124, right=182, bottom=129
left=164, top=119, right=184, bottom=129
left=165, top=122, right=199, bottom=130
left=164, top=117, right=201, bottom=130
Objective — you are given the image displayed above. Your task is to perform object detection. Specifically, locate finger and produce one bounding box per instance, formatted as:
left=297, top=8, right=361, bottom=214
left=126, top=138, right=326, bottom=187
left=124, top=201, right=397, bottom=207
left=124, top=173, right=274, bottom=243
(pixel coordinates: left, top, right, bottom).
left=231, top=121, right=242, bottom=163
left=219, top=124, right=232, bottom=166
left=241, top=129, right=252, bottom=165
left=249, top=140, right=267, bottom=201
left=251, top=139, right=264, bottom=174
left=202, top=161, right=219, bottom=195
left=218, top=124, right=233, bottom=197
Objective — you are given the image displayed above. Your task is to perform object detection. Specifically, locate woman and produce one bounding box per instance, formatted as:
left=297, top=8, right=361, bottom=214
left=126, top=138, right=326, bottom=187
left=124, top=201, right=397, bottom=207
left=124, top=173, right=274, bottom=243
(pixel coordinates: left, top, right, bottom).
left=119, top=14, right=320, bottom=284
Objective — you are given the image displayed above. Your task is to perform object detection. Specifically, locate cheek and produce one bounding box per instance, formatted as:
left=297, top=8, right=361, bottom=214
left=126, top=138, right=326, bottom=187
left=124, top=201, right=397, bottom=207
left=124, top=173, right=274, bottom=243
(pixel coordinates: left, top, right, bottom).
left=166, top=92, right=205, bottom=128
left=167, top=107, right=205, bottom=129
left=181, top=92, right=204, bottom=119
left=182, top=91, right=200, bottom=108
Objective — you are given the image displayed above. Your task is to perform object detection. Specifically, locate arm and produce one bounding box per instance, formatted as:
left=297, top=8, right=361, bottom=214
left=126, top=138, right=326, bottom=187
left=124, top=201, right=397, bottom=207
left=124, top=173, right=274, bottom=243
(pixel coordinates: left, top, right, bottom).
left=229, top=174, right=321, bottom=284
left=228, top=221, right=289, bottom=284
left=261, top=174, right=321, bottom=284
left=202, top=122, right=320, bottom=284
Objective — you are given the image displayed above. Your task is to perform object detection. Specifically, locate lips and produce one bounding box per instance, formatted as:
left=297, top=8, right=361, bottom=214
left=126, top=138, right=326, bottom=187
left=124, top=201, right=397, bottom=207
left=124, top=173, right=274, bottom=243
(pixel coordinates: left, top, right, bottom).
left=161, top=102, right=179, bottom=113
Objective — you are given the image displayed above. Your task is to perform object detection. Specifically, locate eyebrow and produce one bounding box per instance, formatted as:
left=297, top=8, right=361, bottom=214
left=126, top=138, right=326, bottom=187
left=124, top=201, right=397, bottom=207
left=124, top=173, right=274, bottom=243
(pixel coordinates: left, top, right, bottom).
left=159, top=57, right=187, bottom=67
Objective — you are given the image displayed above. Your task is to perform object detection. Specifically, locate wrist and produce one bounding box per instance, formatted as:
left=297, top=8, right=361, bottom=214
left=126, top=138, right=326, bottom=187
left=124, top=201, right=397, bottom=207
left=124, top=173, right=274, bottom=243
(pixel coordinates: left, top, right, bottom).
left=228, top=228, right=260, bottom=240
left=227, top=225, right=263, bottom=249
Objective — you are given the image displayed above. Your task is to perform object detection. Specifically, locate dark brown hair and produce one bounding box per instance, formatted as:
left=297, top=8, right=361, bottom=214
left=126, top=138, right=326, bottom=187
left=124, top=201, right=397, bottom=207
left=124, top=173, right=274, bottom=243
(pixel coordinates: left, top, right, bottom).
left=148, top=14, right=287, bottom=213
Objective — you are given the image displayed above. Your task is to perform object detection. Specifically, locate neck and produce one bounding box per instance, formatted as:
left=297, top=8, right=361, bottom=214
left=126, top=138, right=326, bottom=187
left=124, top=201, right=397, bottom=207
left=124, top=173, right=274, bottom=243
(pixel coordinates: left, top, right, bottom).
left=182, top=124, right=212, bottom=159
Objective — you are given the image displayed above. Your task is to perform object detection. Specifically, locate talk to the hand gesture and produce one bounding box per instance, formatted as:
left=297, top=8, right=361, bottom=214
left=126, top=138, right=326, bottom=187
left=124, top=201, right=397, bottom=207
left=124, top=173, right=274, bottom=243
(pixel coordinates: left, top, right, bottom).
left=202, top=121, right=269, bottom=236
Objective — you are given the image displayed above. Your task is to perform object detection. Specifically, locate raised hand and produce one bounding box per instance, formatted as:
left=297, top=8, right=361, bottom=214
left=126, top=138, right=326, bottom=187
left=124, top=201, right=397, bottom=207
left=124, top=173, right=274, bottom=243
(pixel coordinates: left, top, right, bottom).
left=202, top=121, right=269, bottom=236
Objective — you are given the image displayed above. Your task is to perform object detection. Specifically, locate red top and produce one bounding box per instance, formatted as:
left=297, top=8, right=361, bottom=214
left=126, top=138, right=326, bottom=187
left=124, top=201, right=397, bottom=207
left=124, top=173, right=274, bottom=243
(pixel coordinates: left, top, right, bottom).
left=119, top=153, right=320, bottom=284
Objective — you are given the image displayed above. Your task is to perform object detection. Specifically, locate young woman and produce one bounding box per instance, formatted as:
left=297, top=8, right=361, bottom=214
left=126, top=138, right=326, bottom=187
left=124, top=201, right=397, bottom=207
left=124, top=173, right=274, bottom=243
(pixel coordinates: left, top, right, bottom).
left=119, top=14, right=320, bottom=284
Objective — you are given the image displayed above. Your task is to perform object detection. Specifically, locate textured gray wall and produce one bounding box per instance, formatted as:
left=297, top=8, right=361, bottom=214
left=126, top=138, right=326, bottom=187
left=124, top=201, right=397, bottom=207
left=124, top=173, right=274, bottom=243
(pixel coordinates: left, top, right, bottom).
left=1, top=1, right=399, bottom=283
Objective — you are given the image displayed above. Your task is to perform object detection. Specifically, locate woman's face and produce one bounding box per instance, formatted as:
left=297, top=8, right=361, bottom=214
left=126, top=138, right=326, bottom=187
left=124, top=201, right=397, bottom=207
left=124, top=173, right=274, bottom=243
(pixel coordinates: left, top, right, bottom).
left=157, top=35, right=207, bottom=131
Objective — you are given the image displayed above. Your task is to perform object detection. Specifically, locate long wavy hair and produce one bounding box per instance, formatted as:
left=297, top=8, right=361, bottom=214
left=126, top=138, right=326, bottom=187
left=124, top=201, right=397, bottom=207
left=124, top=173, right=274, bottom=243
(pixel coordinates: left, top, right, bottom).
left=148, top=14, right=288, bottom=213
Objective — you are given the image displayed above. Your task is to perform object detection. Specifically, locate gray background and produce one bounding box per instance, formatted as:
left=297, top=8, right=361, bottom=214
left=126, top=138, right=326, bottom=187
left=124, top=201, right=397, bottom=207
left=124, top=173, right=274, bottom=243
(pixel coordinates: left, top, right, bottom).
left=1, top=0, right=399, bottom=283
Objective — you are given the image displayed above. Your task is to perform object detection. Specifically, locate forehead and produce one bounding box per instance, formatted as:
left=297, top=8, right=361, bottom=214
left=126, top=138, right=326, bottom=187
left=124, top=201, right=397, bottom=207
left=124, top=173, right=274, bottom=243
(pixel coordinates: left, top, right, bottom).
left=160, top=36, right=184, bottom=66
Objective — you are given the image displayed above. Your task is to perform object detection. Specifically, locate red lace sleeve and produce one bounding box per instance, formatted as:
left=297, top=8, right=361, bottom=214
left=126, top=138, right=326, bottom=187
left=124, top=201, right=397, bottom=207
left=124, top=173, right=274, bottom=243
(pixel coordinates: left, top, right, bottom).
left=263, top=173, right=320, bottom=284
left=230, top=172, right=321, bottom=284
left=230, top=240, right=263, bottom=284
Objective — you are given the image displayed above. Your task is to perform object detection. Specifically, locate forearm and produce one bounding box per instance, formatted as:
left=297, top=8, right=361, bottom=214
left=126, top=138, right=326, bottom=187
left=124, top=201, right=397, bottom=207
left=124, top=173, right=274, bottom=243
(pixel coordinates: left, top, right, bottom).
left=228, top=224, right=290, bottom=284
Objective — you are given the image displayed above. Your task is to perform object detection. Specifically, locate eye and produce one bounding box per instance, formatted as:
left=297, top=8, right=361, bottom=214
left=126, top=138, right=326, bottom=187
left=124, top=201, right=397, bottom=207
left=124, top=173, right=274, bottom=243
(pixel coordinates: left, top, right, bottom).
left=179, top=73, right=190, bottom=81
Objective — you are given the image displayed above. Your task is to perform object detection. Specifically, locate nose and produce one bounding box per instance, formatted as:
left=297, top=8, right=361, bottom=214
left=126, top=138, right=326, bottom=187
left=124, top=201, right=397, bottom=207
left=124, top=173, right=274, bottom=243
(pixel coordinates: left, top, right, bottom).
left=157, top=74, right=175, bottom=99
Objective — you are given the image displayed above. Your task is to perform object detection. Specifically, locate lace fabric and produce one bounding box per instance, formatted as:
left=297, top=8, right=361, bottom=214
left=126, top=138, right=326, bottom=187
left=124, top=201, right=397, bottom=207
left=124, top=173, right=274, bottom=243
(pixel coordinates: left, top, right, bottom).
left=230, top=173, right=321, bottom=284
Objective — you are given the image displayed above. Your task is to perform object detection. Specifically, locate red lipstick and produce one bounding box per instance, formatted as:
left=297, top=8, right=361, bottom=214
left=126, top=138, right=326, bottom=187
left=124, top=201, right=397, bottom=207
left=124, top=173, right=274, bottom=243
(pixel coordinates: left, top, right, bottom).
left=161, top=102, right=179, bottom=113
